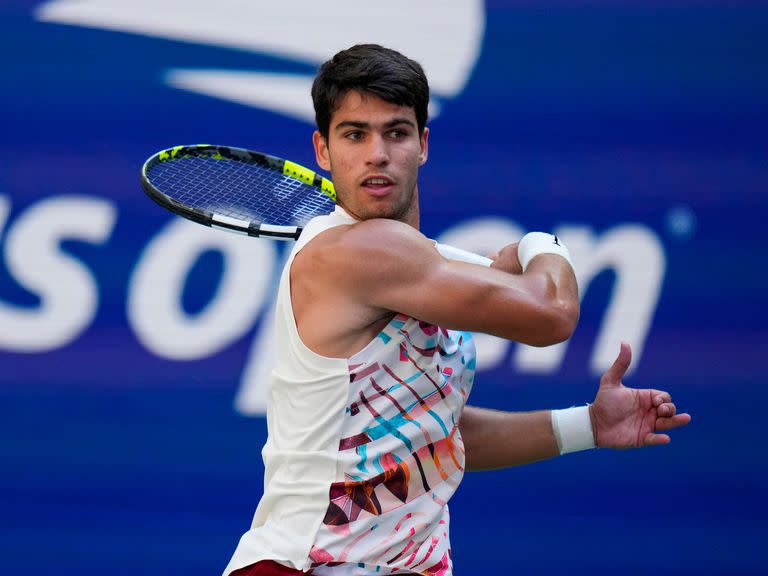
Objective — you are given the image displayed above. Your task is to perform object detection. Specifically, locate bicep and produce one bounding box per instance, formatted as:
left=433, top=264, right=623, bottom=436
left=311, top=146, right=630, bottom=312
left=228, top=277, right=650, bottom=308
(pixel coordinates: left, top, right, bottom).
left=338, top=221, right=574, bottom=345
left=382, top=255, right=567, bottom=344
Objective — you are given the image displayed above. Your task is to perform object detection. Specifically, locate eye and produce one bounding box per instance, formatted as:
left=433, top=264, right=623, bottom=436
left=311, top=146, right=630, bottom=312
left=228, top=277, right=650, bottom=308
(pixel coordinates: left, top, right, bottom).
left=345, top=131, right=363, bottom=141
left=388, top=129, right=408, bottom=139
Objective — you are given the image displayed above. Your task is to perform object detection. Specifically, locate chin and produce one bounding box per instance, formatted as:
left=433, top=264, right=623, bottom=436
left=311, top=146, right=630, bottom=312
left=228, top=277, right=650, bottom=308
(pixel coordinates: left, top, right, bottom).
left=369, top=204, right=408, bottom=221
left=373, top=195, right=415, bottom=219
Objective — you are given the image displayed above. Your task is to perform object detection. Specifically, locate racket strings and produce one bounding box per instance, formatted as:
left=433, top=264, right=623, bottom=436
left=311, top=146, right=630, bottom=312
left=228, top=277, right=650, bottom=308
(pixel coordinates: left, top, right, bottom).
left=148, top=156, right=336, bottom=226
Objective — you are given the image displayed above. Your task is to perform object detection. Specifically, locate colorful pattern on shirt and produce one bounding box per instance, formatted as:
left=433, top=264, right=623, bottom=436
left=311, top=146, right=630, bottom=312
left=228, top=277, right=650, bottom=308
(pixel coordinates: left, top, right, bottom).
left=309, top=315, right=476, bottom=575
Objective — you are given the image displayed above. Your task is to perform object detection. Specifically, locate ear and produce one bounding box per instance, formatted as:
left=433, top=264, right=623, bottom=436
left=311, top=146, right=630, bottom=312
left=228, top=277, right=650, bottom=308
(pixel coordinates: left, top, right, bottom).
left=313, top=130, right=331, bottom=171
left=418, top=127, right=429, bottom=166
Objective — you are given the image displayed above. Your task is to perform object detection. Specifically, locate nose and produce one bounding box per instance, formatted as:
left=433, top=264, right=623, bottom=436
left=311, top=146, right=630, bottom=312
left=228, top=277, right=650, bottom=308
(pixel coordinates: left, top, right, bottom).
left=365, top=134, right=389, bottom=166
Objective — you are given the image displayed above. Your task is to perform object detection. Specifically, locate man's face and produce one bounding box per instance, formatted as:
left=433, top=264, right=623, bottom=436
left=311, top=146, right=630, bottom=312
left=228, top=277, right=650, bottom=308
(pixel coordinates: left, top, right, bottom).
left=313, top=90, right=429, bottom=225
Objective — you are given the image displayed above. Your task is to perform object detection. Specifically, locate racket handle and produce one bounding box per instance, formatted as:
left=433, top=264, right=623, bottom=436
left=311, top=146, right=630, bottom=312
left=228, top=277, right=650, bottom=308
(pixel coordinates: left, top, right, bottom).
left=434, top=242, right=493, bottom=267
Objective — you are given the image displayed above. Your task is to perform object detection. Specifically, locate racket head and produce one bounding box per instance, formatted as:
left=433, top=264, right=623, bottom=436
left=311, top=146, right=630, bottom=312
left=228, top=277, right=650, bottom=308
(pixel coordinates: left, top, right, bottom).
left=140, top=144, right=337, bottom=239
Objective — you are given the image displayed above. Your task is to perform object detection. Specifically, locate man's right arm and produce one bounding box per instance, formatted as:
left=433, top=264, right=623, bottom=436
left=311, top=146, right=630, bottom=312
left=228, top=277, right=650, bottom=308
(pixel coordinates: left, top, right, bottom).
left=316, top=218, right=579, bottom=347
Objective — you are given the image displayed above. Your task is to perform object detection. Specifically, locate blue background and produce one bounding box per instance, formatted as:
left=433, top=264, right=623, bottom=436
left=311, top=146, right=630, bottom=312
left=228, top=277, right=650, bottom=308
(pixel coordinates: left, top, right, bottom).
left=2, top=1, right=767, bottom=574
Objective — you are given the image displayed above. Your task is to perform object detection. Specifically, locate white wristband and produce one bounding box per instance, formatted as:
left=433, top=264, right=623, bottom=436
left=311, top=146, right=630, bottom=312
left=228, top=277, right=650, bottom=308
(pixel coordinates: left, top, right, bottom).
left=518, top=232, right=573, bottom=272
left=551, top=406, right=596, bottom=455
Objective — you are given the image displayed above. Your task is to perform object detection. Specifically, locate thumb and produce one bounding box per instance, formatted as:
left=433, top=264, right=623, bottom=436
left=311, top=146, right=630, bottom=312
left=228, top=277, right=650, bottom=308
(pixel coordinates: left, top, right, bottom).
left=599, top=341, right=632, bottom=389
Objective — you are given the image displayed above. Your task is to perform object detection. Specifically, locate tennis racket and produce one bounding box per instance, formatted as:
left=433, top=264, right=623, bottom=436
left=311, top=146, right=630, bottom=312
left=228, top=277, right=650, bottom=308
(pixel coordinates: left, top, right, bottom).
left=140, top=144, right=492, bottom=266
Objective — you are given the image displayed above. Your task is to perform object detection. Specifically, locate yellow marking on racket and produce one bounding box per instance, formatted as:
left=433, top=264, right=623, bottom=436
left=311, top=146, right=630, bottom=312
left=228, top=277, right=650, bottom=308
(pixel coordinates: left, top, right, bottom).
left=321, top=178, right=337, bottom=202
left=159, top=146, right=185, bottom=161
left=283, top=160, right=315, bottom=185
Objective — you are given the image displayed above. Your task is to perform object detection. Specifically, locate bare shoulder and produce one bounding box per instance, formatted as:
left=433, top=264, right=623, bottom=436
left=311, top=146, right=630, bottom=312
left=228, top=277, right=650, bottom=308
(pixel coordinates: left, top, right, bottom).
left=296, top=218, right=437, bottom=285
left=290, top=219, right=439, bottom=356
left=329, top=217, right=432, bottom=254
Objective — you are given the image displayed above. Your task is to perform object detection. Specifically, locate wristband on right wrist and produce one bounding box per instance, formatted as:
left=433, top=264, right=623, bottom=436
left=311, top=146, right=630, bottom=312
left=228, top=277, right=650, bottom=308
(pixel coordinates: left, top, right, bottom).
left=518, top=232, right=573, bottom=272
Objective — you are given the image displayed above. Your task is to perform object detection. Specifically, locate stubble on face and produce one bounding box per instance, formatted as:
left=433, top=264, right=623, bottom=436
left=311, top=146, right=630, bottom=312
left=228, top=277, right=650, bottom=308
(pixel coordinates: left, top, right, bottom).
left=338, top=174, right=418, bottom=224
left=314, top=91, right=428, bottom=228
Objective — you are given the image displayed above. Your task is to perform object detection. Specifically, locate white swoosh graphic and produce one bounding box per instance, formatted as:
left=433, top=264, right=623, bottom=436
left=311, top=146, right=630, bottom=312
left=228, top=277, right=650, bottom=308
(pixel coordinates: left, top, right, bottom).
left=37, top=0, right=485, bottom=122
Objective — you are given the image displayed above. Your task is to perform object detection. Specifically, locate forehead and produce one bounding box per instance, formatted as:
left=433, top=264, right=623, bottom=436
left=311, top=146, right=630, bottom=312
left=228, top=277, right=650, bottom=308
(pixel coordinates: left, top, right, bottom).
left=330, top=90, right=417, bottom=128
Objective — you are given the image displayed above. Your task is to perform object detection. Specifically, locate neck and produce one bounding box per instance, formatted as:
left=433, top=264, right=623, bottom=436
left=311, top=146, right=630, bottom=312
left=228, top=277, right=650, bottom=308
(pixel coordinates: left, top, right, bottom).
left=336, top=188, right=421, bottom=230
left=402, top=189, right=420, bottom=229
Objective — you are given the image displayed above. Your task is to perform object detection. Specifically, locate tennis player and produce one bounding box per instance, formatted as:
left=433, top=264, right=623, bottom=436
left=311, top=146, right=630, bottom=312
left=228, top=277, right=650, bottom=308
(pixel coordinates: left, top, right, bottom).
left=224, top=44, right=691, bottom=576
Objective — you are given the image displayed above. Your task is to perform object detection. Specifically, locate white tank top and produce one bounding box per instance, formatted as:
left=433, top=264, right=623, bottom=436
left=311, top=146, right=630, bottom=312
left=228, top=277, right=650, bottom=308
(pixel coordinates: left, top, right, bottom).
left=224, top=207, right=476, bottom=575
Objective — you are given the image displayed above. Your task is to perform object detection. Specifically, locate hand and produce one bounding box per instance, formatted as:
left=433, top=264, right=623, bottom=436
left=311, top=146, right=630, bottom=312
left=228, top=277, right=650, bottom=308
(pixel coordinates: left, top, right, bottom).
left=589, top=342, right=691, bottom=449
left=489, top=242, right=522, bottom=274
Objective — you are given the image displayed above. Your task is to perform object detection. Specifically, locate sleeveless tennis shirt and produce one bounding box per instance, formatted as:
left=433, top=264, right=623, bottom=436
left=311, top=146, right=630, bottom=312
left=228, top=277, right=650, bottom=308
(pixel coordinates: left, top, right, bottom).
left=224, top=207, right=476, bottom=576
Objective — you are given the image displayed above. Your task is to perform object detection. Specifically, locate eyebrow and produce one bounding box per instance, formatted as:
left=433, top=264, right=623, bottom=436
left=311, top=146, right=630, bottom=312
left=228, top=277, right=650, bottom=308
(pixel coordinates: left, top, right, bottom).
left=333, top=117, right=417, bottom=132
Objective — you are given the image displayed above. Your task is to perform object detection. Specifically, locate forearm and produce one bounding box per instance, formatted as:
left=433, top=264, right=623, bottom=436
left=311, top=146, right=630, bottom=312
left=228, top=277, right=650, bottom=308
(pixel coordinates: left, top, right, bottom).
left=459, top=405, right=560, bottom=471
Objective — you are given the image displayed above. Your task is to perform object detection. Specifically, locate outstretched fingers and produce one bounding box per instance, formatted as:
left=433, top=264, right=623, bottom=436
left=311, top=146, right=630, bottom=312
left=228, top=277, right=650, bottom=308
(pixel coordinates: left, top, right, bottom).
left=651, top=388, right=692, bottom=432
left=644, top=389, right=691, bottom=446
left=643, top=433, right=672, bottom=446
left=655, top=413, right=692, bottom=431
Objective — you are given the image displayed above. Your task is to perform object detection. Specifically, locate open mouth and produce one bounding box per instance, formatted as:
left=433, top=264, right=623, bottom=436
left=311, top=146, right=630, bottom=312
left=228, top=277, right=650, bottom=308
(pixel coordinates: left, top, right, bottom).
left=361, top=175, right=395, bottom=196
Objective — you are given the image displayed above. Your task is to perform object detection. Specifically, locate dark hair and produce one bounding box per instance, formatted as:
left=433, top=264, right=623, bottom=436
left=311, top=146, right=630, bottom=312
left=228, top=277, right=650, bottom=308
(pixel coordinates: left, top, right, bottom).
left=312, top=44, right=430, bottom=139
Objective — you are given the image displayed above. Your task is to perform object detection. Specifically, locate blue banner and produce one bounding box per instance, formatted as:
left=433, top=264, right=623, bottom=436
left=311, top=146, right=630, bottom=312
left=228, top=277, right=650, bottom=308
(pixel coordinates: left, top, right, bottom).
left=2, top=2, right=766, bottom=574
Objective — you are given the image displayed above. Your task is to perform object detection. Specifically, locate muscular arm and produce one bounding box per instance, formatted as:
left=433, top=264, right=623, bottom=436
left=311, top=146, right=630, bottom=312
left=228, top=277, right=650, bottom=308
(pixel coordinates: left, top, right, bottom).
left=459, top=405, right=560, bottom=471
left=314, top=218, right=579, bottom=346
left=459, top=343, right=692, bottom=471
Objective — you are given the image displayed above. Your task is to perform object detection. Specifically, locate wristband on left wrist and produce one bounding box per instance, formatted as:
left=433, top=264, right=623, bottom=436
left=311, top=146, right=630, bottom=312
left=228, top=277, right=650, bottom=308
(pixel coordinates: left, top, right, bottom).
left=551, top=405, right=596, bottom=455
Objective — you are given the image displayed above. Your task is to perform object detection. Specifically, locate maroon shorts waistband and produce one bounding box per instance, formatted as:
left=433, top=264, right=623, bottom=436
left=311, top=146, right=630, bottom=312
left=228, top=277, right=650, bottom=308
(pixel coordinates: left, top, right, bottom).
left=230, top=560, right=308, bottom=576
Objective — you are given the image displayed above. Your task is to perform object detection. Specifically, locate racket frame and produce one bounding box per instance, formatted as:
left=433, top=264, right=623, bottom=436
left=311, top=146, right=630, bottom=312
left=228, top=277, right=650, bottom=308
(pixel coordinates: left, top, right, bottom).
left=140, top=144, right=336, bottom=240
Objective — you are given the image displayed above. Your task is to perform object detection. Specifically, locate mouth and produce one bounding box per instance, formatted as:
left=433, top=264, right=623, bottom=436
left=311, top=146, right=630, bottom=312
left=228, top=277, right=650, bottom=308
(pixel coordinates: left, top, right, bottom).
left=361, top=175, right=395, bottom=197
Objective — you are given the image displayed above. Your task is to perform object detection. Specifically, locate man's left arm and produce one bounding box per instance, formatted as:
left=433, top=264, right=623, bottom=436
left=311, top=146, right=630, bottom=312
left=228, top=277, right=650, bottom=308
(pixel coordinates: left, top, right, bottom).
left=459, top=406, right=559, bottom=470
left=459, top=342, right=692, bottom=471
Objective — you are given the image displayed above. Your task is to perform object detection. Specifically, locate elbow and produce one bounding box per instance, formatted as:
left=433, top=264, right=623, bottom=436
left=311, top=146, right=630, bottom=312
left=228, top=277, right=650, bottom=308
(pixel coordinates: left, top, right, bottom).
left=553, top=298, right=580, bottom=343
left=525, top=298, right=580, bottom=347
